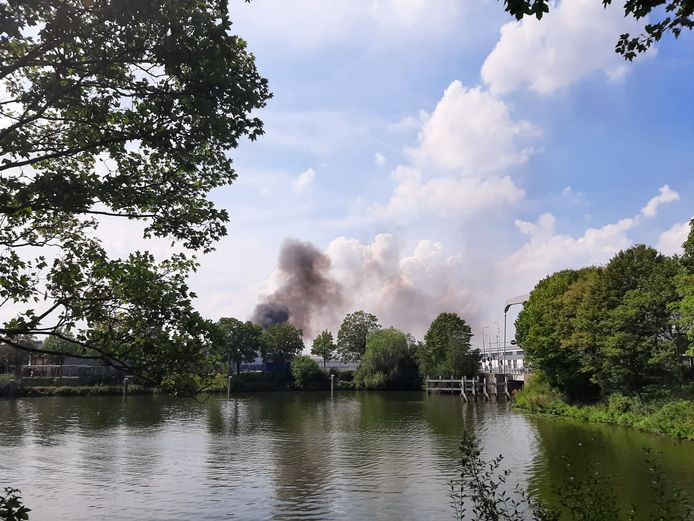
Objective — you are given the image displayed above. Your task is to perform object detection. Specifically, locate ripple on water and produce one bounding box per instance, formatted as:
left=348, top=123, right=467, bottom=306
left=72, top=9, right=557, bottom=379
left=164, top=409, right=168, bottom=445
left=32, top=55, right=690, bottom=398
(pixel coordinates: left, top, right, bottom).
left=1, top=393, right=693, bottom=521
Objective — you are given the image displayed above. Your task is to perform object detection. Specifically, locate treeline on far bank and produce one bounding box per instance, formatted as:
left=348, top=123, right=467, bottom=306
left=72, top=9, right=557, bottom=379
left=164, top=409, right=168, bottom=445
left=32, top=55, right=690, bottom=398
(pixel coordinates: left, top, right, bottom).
left=514, top=220, right=694, bottom=438
left=212, top=310, right=482, bottom=392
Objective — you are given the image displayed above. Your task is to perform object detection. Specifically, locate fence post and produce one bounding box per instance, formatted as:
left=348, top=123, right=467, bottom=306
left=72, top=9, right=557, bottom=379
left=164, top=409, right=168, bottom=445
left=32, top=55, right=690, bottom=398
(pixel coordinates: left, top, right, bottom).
left=227, top=375, right=233, bottom=398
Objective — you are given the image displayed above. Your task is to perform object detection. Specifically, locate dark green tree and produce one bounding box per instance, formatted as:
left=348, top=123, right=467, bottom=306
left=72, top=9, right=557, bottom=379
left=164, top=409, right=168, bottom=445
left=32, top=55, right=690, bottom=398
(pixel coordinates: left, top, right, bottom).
left=216, top=318, right=263, bottom=375
left=596, top=245, right=681, bottom=394
left=336, top=310, right=381, bottom=363
left=354, top=327, right=420, bottom=390
left=0, top=0, right=270, bottom=388
left=311, top=329, right=336, bottom=369
left=419, top=312, right=479, bottom=378
left=261, top=323, right=304, bottom=365
left=499, top=0, right=693, bottom=60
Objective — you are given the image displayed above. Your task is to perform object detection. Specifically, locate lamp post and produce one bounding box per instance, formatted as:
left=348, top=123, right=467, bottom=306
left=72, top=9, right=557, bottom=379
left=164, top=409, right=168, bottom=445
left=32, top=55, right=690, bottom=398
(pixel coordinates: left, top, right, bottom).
left=482, top=322, right=499, bottom=372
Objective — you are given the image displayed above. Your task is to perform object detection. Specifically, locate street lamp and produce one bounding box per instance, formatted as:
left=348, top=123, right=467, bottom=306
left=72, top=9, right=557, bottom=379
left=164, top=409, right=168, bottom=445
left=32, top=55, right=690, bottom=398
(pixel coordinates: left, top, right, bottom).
left=482, top=322, right=499, bottom=372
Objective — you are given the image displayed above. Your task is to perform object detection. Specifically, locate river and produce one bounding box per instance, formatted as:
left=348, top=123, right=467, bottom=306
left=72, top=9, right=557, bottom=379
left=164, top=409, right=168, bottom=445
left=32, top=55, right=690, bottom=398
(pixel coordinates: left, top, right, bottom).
left=0, top=392, right=692, bottom=520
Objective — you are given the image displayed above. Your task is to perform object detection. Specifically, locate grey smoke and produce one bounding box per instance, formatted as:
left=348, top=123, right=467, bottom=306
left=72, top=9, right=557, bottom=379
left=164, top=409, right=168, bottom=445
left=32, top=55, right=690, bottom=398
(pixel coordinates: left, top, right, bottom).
left=251, top=239, right=343, bottom=334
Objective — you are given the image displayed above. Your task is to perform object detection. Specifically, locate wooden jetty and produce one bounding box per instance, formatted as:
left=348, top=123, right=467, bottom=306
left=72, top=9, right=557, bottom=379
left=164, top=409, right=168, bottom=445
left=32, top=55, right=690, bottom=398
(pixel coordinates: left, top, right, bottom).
left=425, top=371, right=527, bottom=401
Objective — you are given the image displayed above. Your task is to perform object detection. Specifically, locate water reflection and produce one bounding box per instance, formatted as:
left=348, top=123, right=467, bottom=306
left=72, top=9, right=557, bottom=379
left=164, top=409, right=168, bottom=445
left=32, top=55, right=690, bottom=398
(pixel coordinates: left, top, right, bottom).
left=528, top=415, right=694, bottom=515
left=0, top=393, right=692, bottom=521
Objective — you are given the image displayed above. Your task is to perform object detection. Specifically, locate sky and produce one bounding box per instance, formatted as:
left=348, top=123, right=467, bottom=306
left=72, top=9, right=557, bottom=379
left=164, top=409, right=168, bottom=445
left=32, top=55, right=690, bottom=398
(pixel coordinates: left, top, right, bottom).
left=108, top=0, right=694, bottom=345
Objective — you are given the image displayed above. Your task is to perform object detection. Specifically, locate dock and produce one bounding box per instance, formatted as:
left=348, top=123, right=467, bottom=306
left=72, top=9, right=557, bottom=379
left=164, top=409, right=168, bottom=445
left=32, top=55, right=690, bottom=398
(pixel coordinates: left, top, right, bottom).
left=425, top=370, right=529, bottom=401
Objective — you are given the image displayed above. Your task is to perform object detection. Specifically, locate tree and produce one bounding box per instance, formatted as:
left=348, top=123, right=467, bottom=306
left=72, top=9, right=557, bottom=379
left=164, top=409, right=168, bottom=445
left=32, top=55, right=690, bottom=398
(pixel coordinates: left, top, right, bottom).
left=516, top=268, right=602, bottom=401
left=215, top=318, right=263, bottom=376
left=499, top=0, right=693, bottom=60
left=291, top=355, right=327, bottom=390
left=676, top=219, right=694, bottom=357
left=419, top=312, right=479, bottom=378
left=354, top=327, right=420, bottom=390
left=0, top=1, right=270, bottom=389
left=336, top=311, right=381, bottom=363
left=596, top=245, right=681, bottom=394
left=311, top=329, right=336, bottom=368
left=261, top=323, right=304, bottom=365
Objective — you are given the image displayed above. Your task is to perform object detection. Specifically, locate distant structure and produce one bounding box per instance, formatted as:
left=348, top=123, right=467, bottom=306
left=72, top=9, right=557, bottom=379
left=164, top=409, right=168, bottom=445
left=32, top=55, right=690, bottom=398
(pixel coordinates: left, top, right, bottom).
left=479, top=293, right=529, bottom=374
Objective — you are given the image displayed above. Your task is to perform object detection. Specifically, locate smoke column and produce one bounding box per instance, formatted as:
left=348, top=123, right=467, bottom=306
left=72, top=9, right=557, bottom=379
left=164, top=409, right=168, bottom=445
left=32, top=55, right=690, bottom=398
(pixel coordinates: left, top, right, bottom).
left=251, top=239, right=344, bottom=334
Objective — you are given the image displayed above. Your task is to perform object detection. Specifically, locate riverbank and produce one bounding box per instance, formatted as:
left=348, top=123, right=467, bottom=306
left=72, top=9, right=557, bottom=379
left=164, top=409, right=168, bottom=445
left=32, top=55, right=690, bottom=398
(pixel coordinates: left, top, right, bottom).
left=514, top=379, right=694, bottom=440
left=0, top=376, right=154, bottom=398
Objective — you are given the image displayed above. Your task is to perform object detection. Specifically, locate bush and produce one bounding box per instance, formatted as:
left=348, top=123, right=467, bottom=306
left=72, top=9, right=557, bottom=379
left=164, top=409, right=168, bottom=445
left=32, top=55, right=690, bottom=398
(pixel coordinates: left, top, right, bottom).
left=515, top=379, right=694, bottom=440
left=514, top=377, right=565, bottom=413
left=291, top=356, right=328, bottom=390
left=228, top=371, right=290, bottom=392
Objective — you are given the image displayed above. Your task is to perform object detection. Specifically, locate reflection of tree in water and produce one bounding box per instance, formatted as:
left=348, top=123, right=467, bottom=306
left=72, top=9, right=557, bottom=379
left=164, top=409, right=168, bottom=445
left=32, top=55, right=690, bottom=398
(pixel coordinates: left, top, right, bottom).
left=0, top=399, right=27, bottom=445
left=260, top=393, right=336, bottom=519
left=527, top=416, right=694, bottom=516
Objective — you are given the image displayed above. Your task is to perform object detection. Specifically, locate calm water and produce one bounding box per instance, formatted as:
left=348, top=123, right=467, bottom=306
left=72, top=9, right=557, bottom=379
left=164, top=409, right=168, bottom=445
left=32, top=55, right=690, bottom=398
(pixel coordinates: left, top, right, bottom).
left=0, top=392, right=692, bottom=520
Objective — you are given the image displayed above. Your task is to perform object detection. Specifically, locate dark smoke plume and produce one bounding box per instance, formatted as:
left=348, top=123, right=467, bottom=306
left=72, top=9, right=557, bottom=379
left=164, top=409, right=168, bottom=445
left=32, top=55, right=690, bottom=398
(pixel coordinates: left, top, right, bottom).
left=251, top=239, right=343, bottom=335
left=252, top=303, right=290, bottom=328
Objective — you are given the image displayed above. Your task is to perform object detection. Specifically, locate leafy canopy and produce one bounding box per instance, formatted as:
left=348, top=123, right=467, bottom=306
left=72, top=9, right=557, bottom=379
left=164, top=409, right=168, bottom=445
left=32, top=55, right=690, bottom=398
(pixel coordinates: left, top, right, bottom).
left=354, top=327, right=420, bottom=390
left=261, top=323, right=304, bottom=365
left=215, top=318, right=263, bottom=375
left=419, top=312, right=479, bottom=378
left=499, top=0, right=693, bottom=60
left=336, top=310, right=381, bottom=363
left=0, top=0, right=270, bottom=387
left=517, top=242, right=690, bottom=400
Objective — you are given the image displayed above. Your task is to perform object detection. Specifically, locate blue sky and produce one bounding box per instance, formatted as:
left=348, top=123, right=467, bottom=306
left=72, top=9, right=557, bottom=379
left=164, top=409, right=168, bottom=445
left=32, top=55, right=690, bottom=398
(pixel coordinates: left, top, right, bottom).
left=158, top=0, right=694, bottom=342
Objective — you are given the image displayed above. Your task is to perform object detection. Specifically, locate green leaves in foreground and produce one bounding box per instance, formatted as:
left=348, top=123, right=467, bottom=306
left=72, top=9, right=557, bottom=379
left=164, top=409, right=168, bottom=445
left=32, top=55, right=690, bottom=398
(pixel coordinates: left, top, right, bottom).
left=0, top=0, right=270, bottom=390
left=0, top=488, right=30, bottom=521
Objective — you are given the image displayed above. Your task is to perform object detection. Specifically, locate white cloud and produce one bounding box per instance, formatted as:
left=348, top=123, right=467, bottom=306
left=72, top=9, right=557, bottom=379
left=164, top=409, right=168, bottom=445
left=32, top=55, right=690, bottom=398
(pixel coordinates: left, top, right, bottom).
left=657, top=221, right=691, bottom=255
left=505, top=214, right=635, bottom=275
left=374, top=152, right=387, bottom=166
left=641, top=184, right=680, bottom=217
left=293, top=167, right=316, bottom=192
left=230, top=0, right=464, bottom=49
left=409, top=81, right=540, bottom=174
left=481, top=0, right=650, bottom=95
left=371, top=165, right=525, bottom=221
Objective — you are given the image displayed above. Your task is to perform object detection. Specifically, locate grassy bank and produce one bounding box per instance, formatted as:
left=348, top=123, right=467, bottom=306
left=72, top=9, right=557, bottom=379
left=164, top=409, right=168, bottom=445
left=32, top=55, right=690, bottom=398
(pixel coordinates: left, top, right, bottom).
left=0, top=374, right=154, bottom=398
left=514, top=378, right=694, bottom=440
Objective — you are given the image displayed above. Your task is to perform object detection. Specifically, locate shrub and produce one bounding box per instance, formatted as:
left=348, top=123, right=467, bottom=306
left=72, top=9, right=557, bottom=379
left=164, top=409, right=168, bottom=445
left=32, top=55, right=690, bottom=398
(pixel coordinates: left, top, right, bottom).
left=291, top=356, right=328, bottom=390
left=514, top=377, right=564, bottom=413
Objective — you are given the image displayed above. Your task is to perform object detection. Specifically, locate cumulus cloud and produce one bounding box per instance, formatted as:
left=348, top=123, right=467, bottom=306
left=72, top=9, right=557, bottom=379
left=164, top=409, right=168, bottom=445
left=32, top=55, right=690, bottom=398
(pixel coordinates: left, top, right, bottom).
left=641, top=185, right=680, bottom=217
left=409, top=81, right=540, bottom=174
left=505, top=214, right=635, bottom=275
left=657, top=220, right=691, bottom=255
left=481, top=0, right=650, bottom=95
left=371, top=166, right=525, bottom=221
left=293, top=167, right=316, bottom=192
